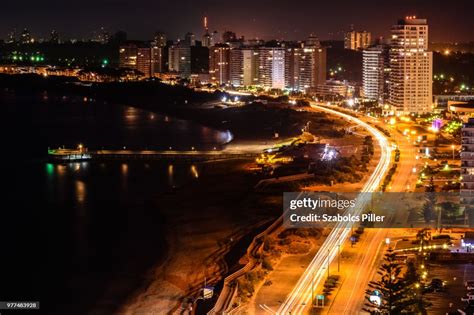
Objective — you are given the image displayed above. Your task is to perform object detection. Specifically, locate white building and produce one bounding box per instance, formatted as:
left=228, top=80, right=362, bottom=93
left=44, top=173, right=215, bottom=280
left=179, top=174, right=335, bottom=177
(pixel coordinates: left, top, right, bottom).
left=230, top=48, right=259, bottom=87
left=168, top=45, right=191, bottom=78
left=259, top=47, right=285, bottom=90
left=362, top=46, right=385, bottom=103
left=389, top=16, right=433, bottom=114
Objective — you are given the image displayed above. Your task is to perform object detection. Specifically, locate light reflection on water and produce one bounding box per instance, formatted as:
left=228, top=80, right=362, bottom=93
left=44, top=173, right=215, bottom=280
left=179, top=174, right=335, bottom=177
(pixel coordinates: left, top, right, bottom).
left=121, top=163, right=128, bottom=176
left=190, top=165, right=199, bottom=178
left=44, top=161, right=201, bottom=207
left=75, top=180, right=86, bottom=205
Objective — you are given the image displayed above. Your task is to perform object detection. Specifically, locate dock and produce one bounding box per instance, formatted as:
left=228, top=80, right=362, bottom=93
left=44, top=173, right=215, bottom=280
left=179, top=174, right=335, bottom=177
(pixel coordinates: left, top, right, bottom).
left=48, top=148, right=258, bottom=162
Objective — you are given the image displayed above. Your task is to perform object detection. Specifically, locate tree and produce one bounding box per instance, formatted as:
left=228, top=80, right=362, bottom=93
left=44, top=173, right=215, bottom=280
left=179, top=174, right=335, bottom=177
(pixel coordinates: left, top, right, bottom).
left=403, top=261, right=431, bottom=314
left=420, top=193, right=436, bottom=223
left=416, top=229, right=431, bottom=250
left=425, top=177, right=435, bottom=192
left=439, top=201, right=460, bottom=223
left=364, top=248, right=417, bottom=314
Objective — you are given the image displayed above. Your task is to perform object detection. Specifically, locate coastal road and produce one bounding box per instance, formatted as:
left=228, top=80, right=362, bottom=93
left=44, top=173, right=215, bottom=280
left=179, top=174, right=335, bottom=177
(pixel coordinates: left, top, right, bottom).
left=323, top=116, right=419, bottom=314
left=276, top=104, right=393, bottom=314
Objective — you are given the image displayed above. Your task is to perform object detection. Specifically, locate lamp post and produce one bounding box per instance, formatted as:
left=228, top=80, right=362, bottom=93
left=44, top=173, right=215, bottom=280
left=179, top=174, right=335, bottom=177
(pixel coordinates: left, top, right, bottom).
left=451, top=144, right=455, bottom=160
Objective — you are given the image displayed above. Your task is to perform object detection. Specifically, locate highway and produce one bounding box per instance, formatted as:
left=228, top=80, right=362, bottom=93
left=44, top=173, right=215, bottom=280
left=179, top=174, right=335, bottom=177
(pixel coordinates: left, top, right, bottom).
left=276, top=104, right=393, bottom=314
left=323, top=116, right=419, bottom=314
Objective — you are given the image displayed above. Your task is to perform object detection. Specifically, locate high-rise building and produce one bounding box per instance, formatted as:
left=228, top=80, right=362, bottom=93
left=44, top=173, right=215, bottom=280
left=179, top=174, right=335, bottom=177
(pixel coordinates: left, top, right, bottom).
left=285, top=37, right=326, bottom=92
left=98, top=27, right=109, bottom=44
left=168, top=44, right=191, bottom=78
left=50, top=30, right=59, bottom=44
left=191, top=46, right=210, bottom=74
left=137, top=47, right=152, bottom=77
left=184, top=32, right=196, bottom=47
left=344, top=30, right=371, bottom=50
left=222, top=31, right=237, bottom=43
left=151, top=46, right=164, bottom=74
left=21, top=28, right=31, bottom=44
left=230, top=48, right=259, bottom=87
left=119, top=43, right=139, bottom=69
left=389, top=16, right=433, bottom=114
left=7, top=30, right=16, bottom=44
left=362, top=45, right=385, bottom=103
left=259, top=47, right=286, bottom=89
left=202, top=17, right=213, bottom=47
left=306, top=34, right=320, bottom=48
left=153, top=31, right=167, bottom=47
left=119, top=42, right=159, bottom=77
left=209, top=44, right=231, bottom=85
left=202, top=32, right=212, bottom=48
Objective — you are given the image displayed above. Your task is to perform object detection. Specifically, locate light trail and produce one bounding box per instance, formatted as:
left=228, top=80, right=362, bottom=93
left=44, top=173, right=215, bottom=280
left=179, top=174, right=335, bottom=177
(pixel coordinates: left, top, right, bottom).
left=277, top=104, right=392, bottom=314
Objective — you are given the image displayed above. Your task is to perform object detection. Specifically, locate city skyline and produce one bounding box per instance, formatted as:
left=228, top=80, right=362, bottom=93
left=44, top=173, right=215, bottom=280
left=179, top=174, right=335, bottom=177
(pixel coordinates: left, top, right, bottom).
left=2, top=0, right=474, bottom=42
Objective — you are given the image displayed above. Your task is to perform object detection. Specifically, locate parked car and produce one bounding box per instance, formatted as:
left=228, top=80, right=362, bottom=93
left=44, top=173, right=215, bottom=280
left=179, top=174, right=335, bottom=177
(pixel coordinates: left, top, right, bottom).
left=430, top=278, right=446, bottom=291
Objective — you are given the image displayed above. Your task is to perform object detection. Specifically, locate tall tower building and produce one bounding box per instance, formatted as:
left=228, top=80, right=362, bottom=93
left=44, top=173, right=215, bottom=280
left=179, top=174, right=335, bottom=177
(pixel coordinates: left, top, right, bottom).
left=137, top=47, right=152, bottom=77
left=222, top=31, right=237, bottom=43
left=153, top=31, right=167, bottom=47
left=50, top=30, right=60, bottom=44
left=202, top=17, right=212, bottom=47
left=7, top=30, right=16, bottom=44
left=285, top=37, right=326, bottom=92
left=209, top=44, right=231, bottom=85
left=259, top=47, right=285, bottom=90
left=362, top=45, right=385, bottom=103
left=184, top=32, right=196, bottom=47
left=151, top=46, right=164, bottom=74
left=119, top=43, right=138, bottom=69
left=20, top=28, right=31, bottom=44
left=344, top=30, right=371, bottom=50
left=168, top=44, right=191, bottom=78
left=230, top=48, right=259, bottom=87
left=119, top=42, right=155, bottom=77
left=389, top=16, right=433, bottom=114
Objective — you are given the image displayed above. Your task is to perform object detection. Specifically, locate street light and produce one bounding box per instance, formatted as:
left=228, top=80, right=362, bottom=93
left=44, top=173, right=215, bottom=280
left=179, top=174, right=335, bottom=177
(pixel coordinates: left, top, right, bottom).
left=451, top=144, right=455, bottom=160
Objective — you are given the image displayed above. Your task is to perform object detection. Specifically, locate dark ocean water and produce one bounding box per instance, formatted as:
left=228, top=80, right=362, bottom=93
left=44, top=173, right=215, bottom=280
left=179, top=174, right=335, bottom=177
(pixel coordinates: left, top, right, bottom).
left=1, top=93, right=229, bottom=314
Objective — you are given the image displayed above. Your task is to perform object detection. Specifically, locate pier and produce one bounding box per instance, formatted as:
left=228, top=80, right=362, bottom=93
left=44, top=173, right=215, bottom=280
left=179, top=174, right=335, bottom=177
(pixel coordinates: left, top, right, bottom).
left=48, top=148, right=258, bottom=162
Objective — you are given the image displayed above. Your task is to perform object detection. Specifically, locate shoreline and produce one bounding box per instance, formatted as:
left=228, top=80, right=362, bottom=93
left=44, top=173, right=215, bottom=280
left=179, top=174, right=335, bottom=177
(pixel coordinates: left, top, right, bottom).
left=2, top=78, right=365, bottom=315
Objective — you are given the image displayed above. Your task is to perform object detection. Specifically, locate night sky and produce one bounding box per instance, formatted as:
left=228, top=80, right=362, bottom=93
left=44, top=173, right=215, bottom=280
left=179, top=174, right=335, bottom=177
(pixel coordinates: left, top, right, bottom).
left=2, top=0, right=473, bottom=42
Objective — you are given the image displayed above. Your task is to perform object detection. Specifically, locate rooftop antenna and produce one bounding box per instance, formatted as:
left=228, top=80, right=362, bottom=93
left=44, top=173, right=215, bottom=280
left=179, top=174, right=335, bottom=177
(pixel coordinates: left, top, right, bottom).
left=204, top=16, right=208, bottom=32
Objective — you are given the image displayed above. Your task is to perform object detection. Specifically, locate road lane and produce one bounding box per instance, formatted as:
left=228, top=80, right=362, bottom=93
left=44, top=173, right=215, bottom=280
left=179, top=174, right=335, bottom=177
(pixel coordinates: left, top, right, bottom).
left=277, top=104, right=393, bottom=314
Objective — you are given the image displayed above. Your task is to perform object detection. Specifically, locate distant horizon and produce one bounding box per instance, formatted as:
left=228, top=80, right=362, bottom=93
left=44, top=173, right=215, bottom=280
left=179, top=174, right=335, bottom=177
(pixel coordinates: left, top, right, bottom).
left=3, top=29, right=474, bottom=46
left=1, top=0, right=474, bottom=43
